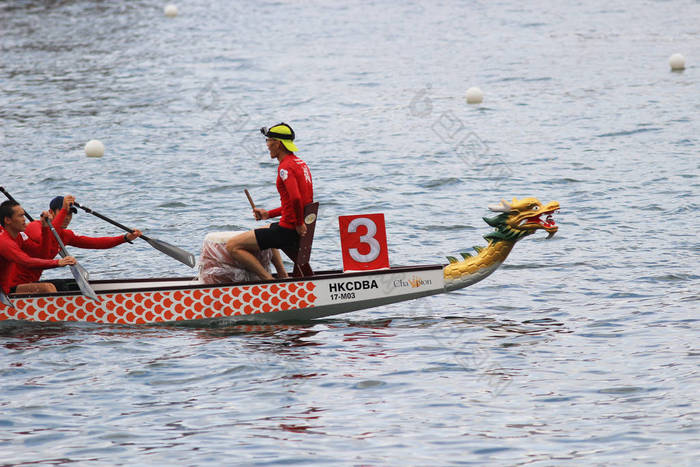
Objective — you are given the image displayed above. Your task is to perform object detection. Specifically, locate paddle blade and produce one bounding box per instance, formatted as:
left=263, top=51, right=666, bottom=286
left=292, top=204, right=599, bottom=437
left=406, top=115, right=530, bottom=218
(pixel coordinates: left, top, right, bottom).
left=74, top=261, right=90, bottom=281
left=143, top=237, right=196, bottom=268
left=56, top=251, right=89, bottom=280
left=0, top=290, right=13, bottom=308
left=69, top=265, right=99, bottom=302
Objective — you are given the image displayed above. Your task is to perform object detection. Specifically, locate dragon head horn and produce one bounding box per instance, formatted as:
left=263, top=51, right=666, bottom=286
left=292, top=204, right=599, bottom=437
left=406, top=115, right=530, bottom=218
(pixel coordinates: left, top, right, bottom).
left=488, top=199, right=512, bottom=212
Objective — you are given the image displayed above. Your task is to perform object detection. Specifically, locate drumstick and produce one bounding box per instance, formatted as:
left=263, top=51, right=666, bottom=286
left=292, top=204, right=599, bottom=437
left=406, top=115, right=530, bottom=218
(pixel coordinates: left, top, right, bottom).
left=244, top=189, right=255, bottom=209
left=244, top=189, right=262, bottom=220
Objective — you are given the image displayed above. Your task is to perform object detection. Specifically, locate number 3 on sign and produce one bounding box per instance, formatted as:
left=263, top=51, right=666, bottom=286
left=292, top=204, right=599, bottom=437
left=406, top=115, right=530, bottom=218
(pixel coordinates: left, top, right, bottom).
left=338, top=213, right=390, bottom=271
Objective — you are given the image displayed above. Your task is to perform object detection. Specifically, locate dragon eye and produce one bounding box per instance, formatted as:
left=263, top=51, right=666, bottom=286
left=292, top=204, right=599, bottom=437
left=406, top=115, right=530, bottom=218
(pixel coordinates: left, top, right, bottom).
left=531, top=205, right=539, bottom=211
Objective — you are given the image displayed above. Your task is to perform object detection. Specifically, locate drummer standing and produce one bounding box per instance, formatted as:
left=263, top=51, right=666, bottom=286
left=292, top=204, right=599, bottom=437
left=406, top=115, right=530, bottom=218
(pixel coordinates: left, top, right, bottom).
left=226, top=123, right=313, bottom=280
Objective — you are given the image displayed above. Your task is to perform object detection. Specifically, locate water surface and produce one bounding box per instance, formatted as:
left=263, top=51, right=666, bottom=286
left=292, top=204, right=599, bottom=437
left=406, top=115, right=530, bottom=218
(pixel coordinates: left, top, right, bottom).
left=1, top=0, right=698, bottom=465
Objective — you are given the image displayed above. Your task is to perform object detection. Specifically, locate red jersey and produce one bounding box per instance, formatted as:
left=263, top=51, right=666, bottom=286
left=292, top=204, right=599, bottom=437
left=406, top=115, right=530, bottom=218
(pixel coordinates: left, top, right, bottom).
left=267, top=154, right=313, bottom=229
left=0, top=229, right=59, bottom=293
left=13, top=208, right=126, bottom=284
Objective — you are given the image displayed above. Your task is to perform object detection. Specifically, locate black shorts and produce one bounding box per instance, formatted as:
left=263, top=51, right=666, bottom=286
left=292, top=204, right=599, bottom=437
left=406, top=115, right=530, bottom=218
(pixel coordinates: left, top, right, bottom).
left=254, top=223, right=299, bottom=251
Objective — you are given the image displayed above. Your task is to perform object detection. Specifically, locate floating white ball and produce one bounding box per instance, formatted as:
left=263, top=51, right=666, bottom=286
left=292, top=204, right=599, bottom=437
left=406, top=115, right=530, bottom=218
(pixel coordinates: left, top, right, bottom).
left=85, top=139, right=105, bottom=158
left=465, top=87, right=483, bottom=104
left=669, top=53, right=685, bottom=71
left=164, top=4, right=178, bottom=18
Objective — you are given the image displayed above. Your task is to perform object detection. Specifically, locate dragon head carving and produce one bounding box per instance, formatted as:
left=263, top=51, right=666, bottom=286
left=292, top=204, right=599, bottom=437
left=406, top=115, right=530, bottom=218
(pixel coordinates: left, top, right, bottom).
left=443, top=197, right=560, bottom=289
left=483, top=197, right=559, bottom=242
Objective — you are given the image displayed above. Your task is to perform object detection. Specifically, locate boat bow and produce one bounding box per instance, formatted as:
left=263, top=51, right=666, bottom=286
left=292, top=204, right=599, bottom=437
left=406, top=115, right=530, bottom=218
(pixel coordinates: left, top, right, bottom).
left=444, top=197, right=559, bottom=291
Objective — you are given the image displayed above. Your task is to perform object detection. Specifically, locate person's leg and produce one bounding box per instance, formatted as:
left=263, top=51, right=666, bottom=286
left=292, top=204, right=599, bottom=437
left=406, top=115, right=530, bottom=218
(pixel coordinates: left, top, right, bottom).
left=270, top=249, right=288, bottom=279
left=14, top=282, right=58, bottom=294
left=225, top=230, right=274, bottom=280
left=255, top=225, right=287, bottom=278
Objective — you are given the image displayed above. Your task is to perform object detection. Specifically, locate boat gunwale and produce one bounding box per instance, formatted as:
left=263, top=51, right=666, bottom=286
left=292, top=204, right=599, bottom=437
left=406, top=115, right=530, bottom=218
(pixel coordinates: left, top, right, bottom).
left=8, top=264, right=446, bottom=300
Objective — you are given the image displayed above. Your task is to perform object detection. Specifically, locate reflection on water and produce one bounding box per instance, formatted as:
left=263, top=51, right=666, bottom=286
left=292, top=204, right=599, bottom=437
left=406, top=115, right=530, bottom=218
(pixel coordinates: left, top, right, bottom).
left=0, top=321, right=71, bottom=344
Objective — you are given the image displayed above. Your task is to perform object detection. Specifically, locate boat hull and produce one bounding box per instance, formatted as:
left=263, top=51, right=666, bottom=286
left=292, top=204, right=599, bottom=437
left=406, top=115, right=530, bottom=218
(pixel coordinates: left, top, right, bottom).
left=0, top=266, right=446, bottom=325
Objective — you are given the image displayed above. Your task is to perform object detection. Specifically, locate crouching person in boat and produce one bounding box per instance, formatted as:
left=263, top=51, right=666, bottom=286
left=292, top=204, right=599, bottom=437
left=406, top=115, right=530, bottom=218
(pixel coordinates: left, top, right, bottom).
left=199, top=232, right=276, bottom=283
left=0, top=200, right=76, bottom=294
left=12, top=195, right=142, bottom=293
left=225, top=123, right=313, bottom=281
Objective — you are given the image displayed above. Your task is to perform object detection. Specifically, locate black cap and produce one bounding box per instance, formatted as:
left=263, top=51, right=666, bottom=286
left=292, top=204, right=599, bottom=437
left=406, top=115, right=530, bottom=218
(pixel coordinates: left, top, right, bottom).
left=49, top=196, right=77, bottom=214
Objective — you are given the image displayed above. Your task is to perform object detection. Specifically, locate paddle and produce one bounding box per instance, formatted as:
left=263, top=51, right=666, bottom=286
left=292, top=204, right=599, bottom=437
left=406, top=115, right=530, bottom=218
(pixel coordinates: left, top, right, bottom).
left=0, top=289, right=14, bottom=308
left=44, top=219, right=99, bottom=301
left=0, top=187, right=97, bottom=301
left=72, top=202, right=196, bottom=268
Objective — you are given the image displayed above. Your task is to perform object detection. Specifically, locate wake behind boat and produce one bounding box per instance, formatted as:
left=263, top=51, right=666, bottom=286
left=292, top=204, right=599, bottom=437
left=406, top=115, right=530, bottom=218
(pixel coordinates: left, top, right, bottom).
left=0, top=197, right=559, bottom=325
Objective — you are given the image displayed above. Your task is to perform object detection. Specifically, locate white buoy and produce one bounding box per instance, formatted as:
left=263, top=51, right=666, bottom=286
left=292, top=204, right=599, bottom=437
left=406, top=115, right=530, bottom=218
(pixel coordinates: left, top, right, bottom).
left=669, top=53, right=686, bottom=71
left=465, top=87, right=483, bottom=104
left=85, top=140, right=105, bottom=158
left=164, top=4, right=178, bottom=18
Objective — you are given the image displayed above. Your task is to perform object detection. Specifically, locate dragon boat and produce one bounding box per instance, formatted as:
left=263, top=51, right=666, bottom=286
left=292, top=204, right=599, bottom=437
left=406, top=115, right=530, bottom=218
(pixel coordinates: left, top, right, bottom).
left=0, top=197, right=559, bottom=325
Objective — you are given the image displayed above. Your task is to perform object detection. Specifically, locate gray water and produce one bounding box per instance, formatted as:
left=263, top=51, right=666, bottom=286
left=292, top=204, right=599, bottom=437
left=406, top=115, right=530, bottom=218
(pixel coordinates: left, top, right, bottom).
left=1, top=0, right=698, bottom=465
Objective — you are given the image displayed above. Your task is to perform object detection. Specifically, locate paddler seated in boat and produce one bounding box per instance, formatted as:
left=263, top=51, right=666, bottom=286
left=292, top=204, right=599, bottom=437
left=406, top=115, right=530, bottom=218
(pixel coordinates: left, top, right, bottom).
left=11, top=195, right=143, bottom=292
left=226, top=122, right=313, bottom=281
left=0, top=200, right=76, bottom=294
